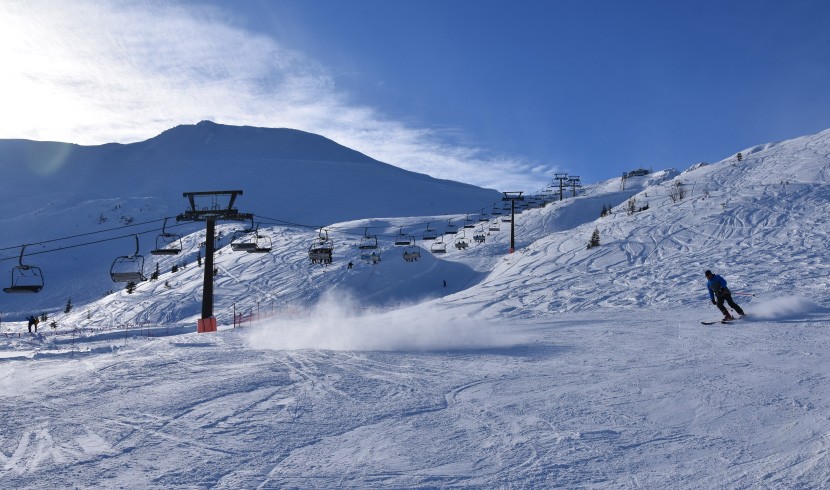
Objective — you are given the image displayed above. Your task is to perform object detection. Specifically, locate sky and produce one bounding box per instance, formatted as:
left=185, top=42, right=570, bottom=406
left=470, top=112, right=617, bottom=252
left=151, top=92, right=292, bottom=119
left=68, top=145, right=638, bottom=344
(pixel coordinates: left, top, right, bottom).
left=1, top=0, right=829, bottom=191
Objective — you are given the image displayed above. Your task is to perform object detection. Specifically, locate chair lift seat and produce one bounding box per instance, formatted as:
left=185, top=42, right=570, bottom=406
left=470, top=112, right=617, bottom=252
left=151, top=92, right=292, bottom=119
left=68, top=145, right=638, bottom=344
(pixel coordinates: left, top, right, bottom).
left=3, top=284, right=43, bottom=293
left=403, top=246, right=421, bottom=262
left=151, top=222, right=183, bottom=255
left=247, top=234, right=272, bottom=253
left=4, top=247, right=45, bottom=294
left=4, top=264, right=44, bottom=293
left=231, top=242, right=257, bottom=251
left=111, top=256, right=147, bottom=283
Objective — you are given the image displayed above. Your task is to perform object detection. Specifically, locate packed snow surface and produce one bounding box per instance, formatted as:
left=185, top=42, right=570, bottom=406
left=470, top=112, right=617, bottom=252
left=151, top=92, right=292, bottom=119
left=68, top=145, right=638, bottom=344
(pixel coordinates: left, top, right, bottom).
left=2, top=128, right=830, bottom=487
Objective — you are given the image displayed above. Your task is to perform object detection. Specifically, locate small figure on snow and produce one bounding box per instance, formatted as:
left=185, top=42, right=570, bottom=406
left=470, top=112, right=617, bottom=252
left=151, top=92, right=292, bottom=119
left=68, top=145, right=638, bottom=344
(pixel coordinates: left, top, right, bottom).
left=705, top=270, right=745, bottom=321
left=27, top=315, right=39, bottom=333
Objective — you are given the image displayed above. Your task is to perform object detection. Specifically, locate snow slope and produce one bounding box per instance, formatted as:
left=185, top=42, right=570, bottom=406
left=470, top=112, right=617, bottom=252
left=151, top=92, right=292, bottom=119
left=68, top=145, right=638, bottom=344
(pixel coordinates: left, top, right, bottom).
left=1, top=128, right=830, bottom=488
left=0, top=121, right=501, bottom=315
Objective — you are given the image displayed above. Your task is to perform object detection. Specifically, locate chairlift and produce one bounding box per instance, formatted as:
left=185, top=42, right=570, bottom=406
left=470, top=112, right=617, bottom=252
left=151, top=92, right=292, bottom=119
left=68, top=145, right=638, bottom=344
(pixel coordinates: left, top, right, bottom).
left=247, top=229, right=272, bottom=254
left=489, top=221, right=501, bottom=232
left=361, top=248, right=381, bottom=263
left=359, top=228, right=378, bottom=250
left=110, top=234, right=147, bottom=283
left=422, top=223, right=438, bottom=241
left=473, top=225, right=486, bottom=243
left=430, top=238, right=447, bottom=254
left=445, top=219, right=458, bottom=235
left=151, top=218, right=183, bottom=256
left=491, top=204, right=502, bottom=216
left=309, top=229, right=334, bottom=264
left=230, top=217, right=258, bottom=251
left=403, top=244, right=421, bottom=262
left=3, top=245, right=44, bottom=293
left=237, top=222, right=270, bottom=253
left=479, top=209, right=489, bottom=222
left=502, top=215, right=513, bottom=223
left=454, top=231, right=469, bottom=250
left=463, top=214, right=476, bottom=228
left=394, top=227, right=411, bottom=246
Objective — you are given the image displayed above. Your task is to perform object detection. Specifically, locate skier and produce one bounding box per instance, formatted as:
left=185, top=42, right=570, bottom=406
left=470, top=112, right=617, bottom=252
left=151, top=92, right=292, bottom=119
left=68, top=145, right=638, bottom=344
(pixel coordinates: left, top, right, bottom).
left=705, top=270, right=745, bottom=321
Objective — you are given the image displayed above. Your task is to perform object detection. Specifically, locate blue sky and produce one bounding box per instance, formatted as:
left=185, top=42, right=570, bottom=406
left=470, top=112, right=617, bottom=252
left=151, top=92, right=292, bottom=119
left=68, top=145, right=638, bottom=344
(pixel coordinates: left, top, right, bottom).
left=1, top=0, right=829, bottom=190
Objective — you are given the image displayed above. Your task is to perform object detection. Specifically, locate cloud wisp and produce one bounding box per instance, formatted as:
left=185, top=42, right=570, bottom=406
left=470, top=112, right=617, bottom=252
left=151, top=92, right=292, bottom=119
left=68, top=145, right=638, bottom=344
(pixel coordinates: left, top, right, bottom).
left=0, top=0, right=555, bottom=190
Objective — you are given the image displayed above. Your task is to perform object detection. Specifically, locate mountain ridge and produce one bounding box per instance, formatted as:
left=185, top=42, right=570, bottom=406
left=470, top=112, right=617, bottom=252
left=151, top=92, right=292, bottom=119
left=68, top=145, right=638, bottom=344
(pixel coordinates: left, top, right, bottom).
left=0, top=121, right=503, bottom=224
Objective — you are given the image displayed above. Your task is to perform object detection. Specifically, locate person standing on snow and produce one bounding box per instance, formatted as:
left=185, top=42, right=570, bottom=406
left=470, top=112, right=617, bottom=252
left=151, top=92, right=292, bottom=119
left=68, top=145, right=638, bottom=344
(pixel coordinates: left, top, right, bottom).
left=27, top=315, right=39, bottom=333
left=705, top=270, right=745, bottom=320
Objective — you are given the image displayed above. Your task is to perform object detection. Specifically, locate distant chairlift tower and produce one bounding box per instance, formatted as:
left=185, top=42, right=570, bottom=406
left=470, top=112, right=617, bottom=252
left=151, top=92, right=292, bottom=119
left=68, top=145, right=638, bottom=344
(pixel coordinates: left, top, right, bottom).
left=554, top=173, right=569, bottom=201
left=176, top=190, right=252, bottom=333
left=502, top=191, right=524, bottom=253
left=568, top=176, right=582, bottom=198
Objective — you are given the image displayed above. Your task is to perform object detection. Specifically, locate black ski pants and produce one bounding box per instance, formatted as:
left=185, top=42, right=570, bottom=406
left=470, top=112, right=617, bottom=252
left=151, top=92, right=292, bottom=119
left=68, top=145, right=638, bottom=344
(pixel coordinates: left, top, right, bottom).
left=716, top=292, right=744, bottom=316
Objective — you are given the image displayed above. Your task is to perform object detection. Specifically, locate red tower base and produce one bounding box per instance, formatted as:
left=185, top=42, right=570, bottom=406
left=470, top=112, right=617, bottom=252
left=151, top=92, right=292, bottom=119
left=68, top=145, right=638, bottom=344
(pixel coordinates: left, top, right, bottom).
left=197, top=317, right=217, bottom=333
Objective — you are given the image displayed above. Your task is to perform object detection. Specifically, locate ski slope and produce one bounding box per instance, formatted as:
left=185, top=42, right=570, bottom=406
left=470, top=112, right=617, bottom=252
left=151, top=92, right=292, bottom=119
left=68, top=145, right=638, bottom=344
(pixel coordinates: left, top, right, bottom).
left=2, top=128, right=830, bottom=488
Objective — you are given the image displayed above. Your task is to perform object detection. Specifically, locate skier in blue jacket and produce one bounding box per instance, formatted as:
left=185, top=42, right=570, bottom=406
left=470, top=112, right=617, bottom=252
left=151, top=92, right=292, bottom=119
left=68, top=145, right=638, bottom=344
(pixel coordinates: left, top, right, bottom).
left=705, top=270, right=745, bottom=320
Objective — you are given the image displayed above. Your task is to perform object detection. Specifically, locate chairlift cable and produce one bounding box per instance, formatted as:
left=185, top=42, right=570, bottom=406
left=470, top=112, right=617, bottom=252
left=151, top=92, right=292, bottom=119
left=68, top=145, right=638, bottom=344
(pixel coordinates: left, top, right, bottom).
left=0, top=216, right=184, bottom=252
left=0, top=228, right=166, bottom=262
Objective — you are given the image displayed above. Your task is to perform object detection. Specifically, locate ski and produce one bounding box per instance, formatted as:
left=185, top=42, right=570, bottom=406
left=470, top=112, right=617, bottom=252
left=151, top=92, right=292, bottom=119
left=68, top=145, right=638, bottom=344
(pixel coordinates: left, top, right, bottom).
left=701, top=315, right=745, bottom=325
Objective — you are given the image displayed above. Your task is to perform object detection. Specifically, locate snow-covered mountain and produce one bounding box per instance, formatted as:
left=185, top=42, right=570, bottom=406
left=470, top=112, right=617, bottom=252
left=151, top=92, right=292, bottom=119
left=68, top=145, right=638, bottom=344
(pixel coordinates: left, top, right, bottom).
left=1, top=127, right=829, bottom=488
left=0, top=121, right=502, bottom=314
left=0, top=120, right=501, bottom=224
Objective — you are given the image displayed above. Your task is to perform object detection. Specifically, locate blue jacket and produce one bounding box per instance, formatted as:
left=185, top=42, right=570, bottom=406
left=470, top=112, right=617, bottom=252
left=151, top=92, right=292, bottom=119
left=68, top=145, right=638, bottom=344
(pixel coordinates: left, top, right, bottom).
left=706, top=274, right=729, bottom=301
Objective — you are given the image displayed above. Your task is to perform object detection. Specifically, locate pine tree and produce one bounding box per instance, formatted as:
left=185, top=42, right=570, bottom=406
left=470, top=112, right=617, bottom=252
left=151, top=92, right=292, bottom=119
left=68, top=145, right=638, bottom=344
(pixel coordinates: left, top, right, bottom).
left=64, top=298, right=72, bottom=314
left=587, top=228, right=600, bottom=249
left=126, top=281, right=136, bottom=294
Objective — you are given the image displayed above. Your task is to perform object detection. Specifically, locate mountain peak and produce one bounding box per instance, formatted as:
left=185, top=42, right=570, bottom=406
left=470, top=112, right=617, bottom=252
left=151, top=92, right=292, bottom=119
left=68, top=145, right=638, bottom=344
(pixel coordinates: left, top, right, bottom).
left=147, top=121, right=376, bottom=164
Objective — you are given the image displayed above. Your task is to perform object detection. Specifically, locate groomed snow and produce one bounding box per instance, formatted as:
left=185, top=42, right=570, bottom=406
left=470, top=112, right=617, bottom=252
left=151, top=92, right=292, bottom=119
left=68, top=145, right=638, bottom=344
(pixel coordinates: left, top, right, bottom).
left=2, top=128, right=830, bottom=488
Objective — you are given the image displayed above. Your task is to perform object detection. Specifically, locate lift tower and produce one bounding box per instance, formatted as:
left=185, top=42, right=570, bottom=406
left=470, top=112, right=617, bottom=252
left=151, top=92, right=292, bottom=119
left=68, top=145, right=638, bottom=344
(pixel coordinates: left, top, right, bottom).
left=554, top=173, right=569, bottom=201
left=502, top=191, right=524, bottom=253
left=177, top=190, right=252, bottom=333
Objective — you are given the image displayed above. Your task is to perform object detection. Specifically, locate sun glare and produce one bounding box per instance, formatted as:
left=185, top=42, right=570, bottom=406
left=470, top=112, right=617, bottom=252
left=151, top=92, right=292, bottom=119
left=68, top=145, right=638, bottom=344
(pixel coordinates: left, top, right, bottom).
left=0, top=4, right=92, bottom=142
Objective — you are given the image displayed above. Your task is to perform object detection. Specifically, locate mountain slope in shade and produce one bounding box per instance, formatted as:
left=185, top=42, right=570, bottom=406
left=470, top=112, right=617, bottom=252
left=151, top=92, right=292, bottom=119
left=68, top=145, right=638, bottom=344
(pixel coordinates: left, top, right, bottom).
left=0, top=120, right=502, bottom=225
